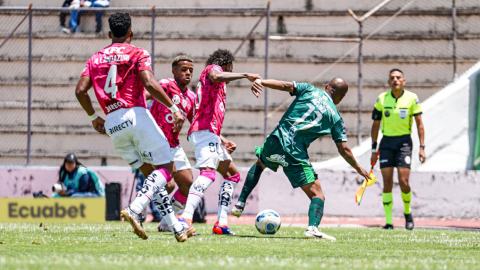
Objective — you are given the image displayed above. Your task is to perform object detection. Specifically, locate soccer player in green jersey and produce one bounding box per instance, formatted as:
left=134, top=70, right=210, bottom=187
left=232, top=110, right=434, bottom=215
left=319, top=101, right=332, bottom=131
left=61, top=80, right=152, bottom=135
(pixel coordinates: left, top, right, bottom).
left=232, top=78, right=371, bottom=241
left=371, top=69, right=426, bottom=230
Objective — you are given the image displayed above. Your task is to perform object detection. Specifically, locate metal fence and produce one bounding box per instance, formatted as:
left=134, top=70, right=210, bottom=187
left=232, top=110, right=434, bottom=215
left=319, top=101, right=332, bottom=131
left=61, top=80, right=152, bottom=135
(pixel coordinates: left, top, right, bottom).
left=0, top=5, right=270, bottom=166
left=1, top=0, right=479, bottom=166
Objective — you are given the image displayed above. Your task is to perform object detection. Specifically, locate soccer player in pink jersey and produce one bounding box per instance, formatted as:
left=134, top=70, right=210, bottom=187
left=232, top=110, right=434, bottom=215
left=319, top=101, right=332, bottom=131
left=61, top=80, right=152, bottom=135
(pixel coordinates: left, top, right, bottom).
left=179, top=49, right=264, bottom=235
left=147, top=55, right=196, bottom=232
left=75, top=13, right=194, bottom=242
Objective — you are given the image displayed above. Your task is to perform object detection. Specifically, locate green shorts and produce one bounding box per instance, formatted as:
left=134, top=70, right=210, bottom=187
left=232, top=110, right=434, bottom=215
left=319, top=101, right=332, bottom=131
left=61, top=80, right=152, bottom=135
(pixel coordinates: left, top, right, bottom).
left=255, top=135, right=318, bottom=188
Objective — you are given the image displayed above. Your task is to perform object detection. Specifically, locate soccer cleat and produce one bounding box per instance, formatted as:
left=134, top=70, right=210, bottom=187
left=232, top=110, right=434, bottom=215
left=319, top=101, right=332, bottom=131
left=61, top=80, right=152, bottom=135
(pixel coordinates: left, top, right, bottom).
left=157, top=220, right=172, bottom=232
left=212, top=221, right=237, bottom=235
left=120, top=207, right=148, bottom=240
left=405, top=213, right=414, bottom=230
left=304, top=226, right=336, bottom=241
left=231, top=201, right=245, bottom=218
left=383, top=224, right=394, bottom=230
left=173, top=226, right=189, bottom=242
left=178, top=217, right=197, bottom=237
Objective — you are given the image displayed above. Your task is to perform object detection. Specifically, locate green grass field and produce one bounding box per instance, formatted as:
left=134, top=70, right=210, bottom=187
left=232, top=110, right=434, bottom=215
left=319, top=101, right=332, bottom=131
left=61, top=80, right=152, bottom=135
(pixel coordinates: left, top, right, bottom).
left=0, top=222, right=479, bottom=270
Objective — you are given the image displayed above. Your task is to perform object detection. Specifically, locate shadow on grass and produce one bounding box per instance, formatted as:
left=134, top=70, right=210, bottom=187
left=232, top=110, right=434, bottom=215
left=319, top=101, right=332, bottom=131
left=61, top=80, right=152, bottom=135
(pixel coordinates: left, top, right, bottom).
left=234, top=235, right=301, bottom=240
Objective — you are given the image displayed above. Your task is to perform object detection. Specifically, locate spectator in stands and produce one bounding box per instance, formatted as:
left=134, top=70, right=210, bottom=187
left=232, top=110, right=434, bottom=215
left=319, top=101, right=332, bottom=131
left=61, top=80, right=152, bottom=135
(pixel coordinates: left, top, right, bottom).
left=62, top=0, right=110, bottom=34
left=52, top=153, right=106, bottom=197
left=60, top=0, right=73, bottom=29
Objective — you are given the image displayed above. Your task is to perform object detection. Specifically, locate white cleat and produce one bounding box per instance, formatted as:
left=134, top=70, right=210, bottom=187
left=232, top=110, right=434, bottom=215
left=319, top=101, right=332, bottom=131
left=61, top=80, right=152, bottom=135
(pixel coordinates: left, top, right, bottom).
left=231, top=202, right=245, bottom=218
left=157, top=220, right=172, bottom=232
left=304, top=226, right=336, bottom=241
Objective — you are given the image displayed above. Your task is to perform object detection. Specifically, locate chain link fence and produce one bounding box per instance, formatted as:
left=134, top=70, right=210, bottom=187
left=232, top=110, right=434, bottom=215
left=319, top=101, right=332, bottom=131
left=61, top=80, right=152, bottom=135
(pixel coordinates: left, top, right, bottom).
left=0, top=6, right=270, bottom=166
left=265, top=0, right=480, bottom=160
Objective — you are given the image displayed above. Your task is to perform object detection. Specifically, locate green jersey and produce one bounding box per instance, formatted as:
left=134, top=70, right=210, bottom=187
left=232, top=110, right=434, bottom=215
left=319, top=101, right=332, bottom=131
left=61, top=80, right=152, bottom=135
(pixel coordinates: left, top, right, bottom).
left=271, top=82, right=347, bottom=165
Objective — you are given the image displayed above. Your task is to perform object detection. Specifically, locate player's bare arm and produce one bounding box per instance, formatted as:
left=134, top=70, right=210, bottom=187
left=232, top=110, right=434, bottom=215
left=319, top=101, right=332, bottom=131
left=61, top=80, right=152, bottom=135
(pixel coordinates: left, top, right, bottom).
left=208, top=70, right=261, bottom=83
left=370, top=120, right=381, bottom=165
left=254, top=79, right=294, bottom=93
left=145, top=91, right=152, bottom=100
left=335, top=141, right=371, bottom=180
left=415, top=114, right=426, bottom=163
left=140, top=70, right=184, bottom=132
left=75, top=75, right=106, bottom=134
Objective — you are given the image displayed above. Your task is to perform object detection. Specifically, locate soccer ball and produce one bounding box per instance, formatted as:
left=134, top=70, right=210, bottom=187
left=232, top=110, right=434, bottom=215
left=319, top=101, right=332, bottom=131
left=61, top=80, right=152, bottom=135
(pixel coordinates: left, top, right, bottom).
left=255, top=209, right=281, bottom=234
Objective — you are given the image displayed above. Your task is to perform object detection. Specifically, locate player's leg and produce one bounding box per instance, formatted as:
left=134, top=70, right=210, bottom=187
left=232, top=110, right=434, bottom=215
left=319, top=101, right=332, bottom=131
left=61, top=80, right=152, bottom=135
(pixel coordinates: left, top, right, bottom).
left=121, top=108, right=191, bottom=241
left=232, top=135, right=281, bottom=218
left=159, top=146, right=193, bottom=232
left=397, top=136, right=414, bottom=230
left=232, top=159, right=265, bottom=217
left=212, top=159, right=240, bottom=235
left=379, top=136, right=396, bottom=230
left=180, top=131, right=220, bottom=228
left=286, top=164, right=335, bottom=241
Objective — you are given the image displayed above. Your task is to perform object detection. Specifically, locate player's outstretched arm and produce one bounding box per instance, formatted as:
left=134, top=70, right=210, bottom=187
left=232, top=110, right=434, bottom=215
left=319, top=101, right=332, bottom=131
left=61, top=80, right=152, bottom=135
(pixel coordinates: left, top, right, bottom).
left=140, top=70, right=184, bottom=132
left=335, top=141, right=371, bottom=181
left=208, top=70, right=261, bottom=83
left=253, top=79, right=294, bottom=93
left=75, top=76, right=106, bottom=134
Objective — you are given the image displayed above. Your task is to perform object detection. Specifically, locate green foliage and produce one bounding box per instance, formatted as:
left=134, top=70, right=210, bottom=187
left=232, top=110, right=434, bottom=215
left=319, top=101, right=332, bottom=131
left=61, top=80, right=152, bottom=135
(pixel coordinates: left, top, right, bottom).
left=0, top=222, right=479, bottom=269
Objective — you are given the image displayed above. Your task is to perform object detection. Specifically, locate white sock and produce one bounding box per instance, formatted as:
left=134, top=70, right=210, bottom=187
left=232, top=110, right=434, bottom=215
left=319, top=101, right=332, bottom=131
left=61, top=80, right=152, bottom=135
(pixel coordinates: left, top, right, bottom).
left=182, top=175, right=214, bottom=220
left=129, top=169, right=168, bottom=215
left=171, top=197, right=185, bottom=216
left=217, top=179, right=238, bottom=226
left=153, top=188, right=183, bottom=232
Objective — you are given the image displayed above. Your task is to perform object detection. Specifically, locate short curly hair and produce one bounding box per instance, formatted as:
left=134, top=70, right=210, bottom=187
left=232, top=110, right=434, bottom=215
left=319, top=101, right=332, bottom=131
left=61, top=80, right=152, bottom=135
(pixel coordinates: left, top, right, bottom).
left=205, top=49, right=235, bottom=67
left=108, top=13, right=131, bottom=38
left=172, top=55, right=194, bottom=68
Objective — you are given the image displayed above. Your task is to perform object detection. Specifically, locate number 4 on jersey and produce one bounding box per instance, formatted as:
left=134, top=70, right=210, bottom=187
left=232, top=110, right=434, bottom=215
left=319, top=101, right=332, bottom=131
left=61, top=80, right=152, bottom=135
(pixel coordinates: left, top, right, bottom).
left=104, top=65, right=118, bottom=98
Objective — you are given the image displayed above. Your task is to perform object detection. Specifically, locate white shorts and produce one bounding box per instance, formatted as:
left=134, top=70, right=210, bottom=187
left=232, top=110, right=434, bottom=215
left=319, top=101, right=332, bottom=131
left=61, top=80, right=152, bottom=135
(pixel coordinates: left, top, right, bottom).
left=188, top=130, right=232, bottom=169
left=171, top=145, right=191, bottom=171
left=105, top=107, right=173, bottom=169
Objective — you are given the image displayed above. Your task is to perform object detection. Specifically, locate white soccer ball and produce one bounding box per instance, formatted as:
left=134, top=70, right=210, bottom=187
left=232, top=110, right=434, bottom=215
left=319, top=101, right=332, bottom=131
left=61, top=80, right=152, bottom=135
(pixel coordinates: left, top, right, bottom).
left=255, top=209, right=281, bottom=235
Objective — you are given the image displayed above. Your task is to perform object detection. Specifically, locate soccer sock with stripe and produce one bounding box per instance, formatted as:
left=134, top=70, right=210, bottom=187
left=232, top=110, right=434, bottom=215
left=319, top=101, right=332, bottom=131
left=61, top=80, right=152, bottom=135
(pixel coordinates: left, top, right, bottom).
left=152, top=188, right=183, bottom=232
left=238, top=163, right=263, bottom=203
left=217, top=174, right=240, bottom=226
left=401, top=191, right=412, bottom=215
left=129, top=168, right=171, bottom=214
left=382, top=192, right=393, bottom=225
left=171, top=190, right=188, bottom=215
left=308, top=197, right=325, bottom=227
left=182, top=170, right=215, bottom=220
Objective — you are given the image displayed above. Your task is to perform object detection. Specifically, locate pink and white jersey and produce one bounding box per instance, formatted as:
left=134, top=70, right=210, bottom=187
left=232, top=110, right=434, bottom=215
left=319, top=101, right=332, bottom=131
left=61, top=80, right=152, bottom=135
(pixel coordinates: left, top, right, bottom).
left=188, top=65, right=226, bottom=136
left=81, top=43, right=153, bottom=115
left=150, top=78, right=196, bottom=148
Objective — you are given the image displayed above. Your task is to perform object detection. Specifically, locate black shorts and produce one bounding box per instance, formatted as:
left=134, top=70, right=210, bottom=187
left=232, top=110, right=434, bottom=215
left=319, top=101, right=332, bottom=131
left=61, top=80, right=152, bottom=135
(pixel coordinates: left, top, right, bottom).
left=379, top=135, right=412, bottom=169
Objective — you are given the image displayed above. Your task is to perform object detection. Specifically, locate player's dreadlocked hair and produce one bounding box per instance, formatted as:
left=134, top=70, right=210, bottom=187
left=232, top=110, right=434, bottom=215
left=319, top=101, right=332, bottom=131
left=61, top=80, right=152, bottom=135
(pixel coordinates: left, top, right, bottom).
left=172, top=55, right=194, bottom=68
left=205, top=49, right=235, bottom=67
left=108, top=13, right=131, bottom=38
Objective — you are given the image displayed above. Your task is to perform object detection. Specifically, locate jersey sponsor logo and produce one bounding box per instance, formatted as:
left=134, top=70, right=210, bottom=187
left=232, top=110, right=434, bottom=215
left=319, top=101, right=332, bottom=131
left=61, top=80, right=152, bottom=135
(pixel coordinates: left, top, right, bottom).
left=172, top=95, right=181, bottom=105
left=399, top=109, right=408, bottom=119
left=182, top=99, right=187, bottom=108
left=341, top=121, right=347, bottom=135
left=140, top=151, right=153, bottom=162
left=106, top=101, right=125, bottom=113
left=108, top=119, right=133, bottom=134
left=266, top=154, right=289, bottom=167
left=384, top=110, right=390, bottom=117
left=415, top=98, right=420, bottom=104
left=104, top=47, right=125, bottom=54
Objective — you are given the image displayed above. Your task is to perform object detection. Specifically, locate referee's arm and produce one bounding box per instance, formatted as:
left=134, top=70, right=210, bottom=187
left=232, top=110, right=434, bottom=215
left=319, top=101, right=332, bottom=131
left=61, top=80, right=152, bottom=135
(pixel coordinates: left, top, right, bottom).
left=370, top=108, right=382, bottom=165
left=414, top=114, right=426, bottom=163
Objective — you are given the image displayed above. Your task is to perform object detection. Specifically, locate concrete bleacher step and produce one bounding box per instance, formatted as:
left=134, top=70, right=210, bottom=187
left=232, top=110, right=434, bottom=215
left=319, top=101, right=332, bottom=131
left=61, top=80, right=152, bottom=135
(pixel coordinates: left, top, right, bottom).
left=3, top=0, right=478, bottom=11
left=0, top=60, right=470, bottom=87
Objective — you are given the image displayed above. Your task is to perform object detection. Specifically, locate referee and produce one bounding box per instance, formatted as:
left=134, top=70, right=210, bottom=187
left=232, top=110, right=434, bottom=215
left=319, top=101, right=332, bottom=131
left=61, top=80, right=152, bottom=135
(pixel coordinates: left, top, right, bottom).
left=371, top=69, right=426, bottom=230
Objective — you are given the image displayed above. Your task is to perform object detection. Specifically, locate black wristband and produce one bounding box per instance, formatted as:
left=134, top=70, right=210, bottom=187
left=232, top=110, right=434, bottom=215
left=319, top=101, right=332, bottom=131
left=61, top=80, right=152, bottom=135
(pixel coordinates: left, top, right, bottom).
left=372, top=142, right=377, bottom=149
